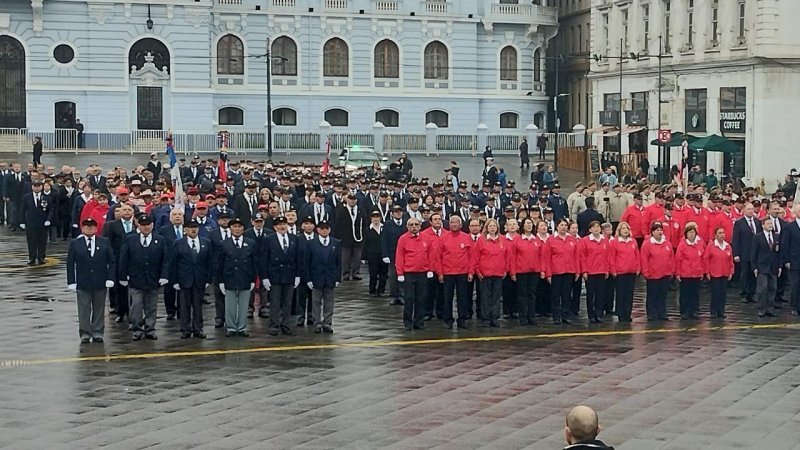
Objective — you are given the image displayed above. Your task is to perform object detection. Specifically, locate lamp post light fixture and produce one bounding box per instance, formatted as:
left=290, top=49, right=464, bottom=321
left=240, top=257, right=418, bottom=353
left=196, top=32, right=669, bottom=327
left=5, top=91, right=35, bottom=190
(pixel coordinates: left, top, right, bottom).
left=146, top=5, right=153, bottom=30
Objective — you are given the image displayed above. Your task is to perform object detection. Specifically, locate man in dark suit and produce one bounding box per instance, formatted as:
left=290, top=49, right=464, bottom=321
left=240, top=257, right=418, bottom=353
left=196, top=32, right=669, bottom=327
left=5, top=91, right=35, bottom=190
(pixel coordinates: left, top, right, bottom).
left=3, top=163, right=25, bottom=230
left=262, top=216, right=301, bottom=336
left=780, top=204, right=800, bottom=315
left=766, top=201, right=789, bottom=306
left=382, top=205, right=406, bottom=305
left=170, top=220, right=212, bottom=338
left=19, top=180, right=55, bottom=265
left=333, top=193, right=365, bottom=281
left=88, top=167, right=106, bottom=191
left=208, top=212, right=232, bottom=328
left=304, top=220, right=342, bottom=333
left=218, top=218, right=259, bottom=337
left=66, top=218, right=116, bottom=343
left=102, top=203, right=136, bottom=321
left=294, top=216, right=317, bottom=326
left=298, top=192, right=332, bottom=226
left=577, top=197, right=605, bottom=237
left=118, top=214, right=169, bottom=341
left=244, top=212, right=272, bottom=318
left=232, top=183, right=259, bottom=223
left=158, top=208, right=185, bottom=320
left=364, top=211, right=387, bottom=297
left=146, top=152, right=162, bottom=179
left=732, top=203, right=762, bottom=303
left=752, top=217, right=781, bottom=317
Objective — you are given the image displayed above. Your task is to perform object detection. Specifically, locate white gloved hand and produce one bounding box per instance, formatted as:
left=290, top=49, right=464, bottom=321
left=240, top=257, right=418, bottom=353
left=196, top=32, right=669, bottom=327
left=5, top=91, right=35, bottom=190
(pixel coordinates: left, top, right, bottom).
left=307, top=281, right=314, bottom=289
left=249, top=283, right=255, bottom=291
left=219, top=283, right=226, bottom=295
left=19, top=224, right=25, bottom=230
left=158, top=278, right=168, bottom=286
left=426, top=271, right=434, bottom=279
left=172, top=284, right=180, bottom=291
left=72, top=224, right=78, bottom=228
left=119, top=280, right=128, bottom=286
left=67, top=284, right=77, bottom=292
left=44, top=221, right=51, bottom=227
left=294, top=277, right=301, bottom=288
left=263, top=279, right=271, bottom=291
left=397, top=276, right=405, bottom=282
left=335, top=282, right=340, bottom=288
left=204, top=283, right=209, bottom=289
left=382, top=257, right=390, bottom=264
left=105, top=280, right=114, bottom=288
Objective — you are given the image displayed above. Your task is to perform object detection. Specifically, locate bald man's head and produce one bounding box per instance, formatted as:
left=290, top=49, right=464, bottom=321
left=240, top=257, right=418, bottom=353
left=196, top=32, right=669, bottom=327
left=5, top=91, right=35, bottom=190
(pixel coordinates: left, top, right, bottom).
left=565, top=405, right=600, bottom=444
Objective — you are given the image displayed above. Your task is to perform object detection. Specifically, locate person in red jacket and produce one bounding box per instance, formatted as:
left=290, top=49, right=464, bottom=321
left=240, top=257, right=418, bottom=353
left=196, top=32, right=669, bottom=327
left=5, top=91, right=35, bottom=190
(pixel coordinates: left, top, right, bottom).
left=676, top=223, right=705, bottom=319
left=643, top=193, right=666, bottom=229
left=510, top=218, right=545, bottom=326
left=473, top=218, right=510, bottom=327
left=684, top=194, right=712, bottom=241
left=544, top=218, right=579, bottom=325
left=420, top=212, right=445, bottom=321
left=438, top=215, right=474, bottom=329
left=640, top=221, right=675, bottom=321
left=611, top=222, right=640, bottom=322
left=620, top=193, right=646, bottom=247
left=704, top=226, right=734, bottom=318
left=579, top=221, right=611, bottom=323
left=657, top=202, right=683, bottom=250
left=395, top=218, right=434, bottom=331
left=712, top=199, right=736, bottom=244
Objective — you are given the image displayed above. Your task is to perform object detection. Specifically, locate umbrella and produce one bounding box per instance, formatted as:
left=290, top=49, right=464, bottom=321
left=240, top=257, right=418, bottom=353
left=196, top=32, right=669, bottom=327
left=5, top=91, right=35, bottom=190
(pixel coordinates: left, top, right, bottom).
left=649, top=132, right=699, bottom=147
left=687, top=134, right=739, bottom=153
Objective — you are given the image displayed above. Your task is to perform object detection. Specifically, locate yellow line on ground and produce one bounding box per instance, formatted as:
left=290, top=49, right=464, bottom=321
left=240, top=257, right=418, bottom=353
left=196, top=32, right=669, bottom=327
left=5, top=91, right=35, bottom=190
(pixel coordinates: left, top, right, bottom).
left=0, top=322, right=797, bottom=368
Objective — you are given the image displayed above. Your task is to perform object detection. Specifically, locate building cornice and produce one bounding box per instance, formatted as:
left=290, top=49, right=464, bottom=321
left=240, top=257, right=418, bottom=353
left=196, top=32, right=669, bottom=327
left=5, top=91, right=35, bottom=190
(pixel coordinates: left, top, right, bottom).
left=587, top=57, right=767, bottom=81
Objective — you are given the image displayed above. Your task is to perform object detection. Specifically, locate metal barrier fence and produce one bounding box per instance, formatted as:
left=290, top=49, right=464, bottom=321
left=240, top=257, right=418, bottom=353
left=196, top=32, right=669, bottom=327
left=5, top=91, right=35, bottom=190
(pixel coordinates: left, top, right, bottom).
left=274, top=132, right=320, bottom=150
left=384, top=134, right=426, bottom=152
left=437, top=134, right=477, bottom=153
left=328, top=133, right=374, bottom=149
left=488, top=134, right=523, bottom=151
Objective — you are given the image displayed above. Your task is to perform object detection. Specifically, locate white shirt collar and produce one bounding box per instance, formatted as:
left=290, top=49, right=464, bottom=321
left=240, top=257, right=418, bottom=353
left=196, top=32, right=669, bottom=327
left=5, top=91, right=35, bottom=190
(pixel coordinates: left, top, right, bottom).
left=685, top=237, right=700, bottom=246
left=617, top=236, right=631, bottom=243
left=588, top=234, right=603, bottom=242
left=650, top=235, right=666, bottom=244
left=714, top=239, right=729, bottom=251
left=485, top=234, right=500, bottom=241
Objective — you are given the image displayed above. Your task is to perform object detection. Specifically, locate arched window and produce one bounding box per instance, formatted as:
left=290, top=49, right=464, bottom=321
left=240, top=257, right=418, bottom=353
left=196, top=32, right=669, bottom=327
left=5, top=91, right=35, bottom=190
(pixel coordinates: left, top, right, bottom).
left=374, top=40, right=399, bottom=78
left=218, top=107, right=244, bottom=126
left=217, top=35, right=244, bottom=75
left=323, top=38, right=349, bottom=77
left=271, top=37, right=297, bottom=76
left=426, top=110, right=448, bottom=128
left=129, top=38, right=170, bottom=73
left=0, top=35, right=26, bottom=128
left=500, top=46, right=517, bottom=81
left=423, top=41, right=448, bottom=80
left=533, top=49, right=542, bottom=82
left=375, top=109, right=399, bottom=127
left=272, top=108, right=297, bottom=126
left=534, top=112, right=545, bottom=128
left=324, top=108, right=349, bottom=127
left=500, top=112, right=519, bottom=129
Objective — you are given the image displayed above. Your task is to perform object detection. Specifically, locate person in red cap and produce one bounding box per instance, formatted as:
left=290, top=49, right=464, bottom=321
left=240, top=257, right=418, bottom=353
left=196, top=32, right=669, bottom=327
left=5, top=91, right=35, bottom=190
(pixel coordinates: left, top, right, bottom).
left=620, top=194, right=646, bottom=247
left=704, top=226, right=734, bottom=318
left=640, top=221, right=675, bottom=321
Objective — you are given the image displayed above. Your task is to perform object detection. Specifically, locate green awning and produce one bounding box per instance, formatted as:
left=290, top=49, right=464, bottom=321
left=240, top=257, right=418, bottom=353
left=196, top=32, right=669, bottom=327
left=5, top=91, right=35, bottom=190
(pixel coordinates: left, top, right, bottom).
left=687, top=134, right=740, bottom=154
left=649, top=132, right=699, bottom=147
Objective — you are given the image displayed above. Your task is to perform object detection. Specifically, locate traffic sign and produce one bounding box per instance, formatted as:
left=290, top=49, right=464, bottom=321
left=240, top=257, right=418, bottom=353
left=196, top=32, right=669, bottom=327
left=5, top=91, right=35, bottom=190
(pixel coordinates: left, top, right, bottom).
left=658, top=129, right=672, bottom=144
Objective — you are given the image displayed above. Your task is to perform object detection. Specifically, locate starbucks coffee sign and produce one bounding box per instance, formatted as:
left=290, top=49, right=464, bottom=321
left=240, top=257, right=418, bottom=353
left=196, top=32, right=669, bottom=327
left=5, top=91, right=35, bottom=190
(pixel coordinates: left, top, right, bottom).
left=720, top=110, right=746, bottom=133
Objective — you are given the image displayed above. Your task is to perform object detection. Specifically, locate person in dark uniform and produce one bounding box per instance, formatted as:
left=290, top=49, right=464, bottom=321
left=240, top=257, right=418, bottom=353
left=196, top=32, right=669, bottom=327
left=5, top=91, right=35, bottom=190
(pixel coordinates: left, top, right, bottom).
left=294, top=216, right=317, bottom=326
left=732, top=203, right=762, bottom=303
left=19, top=180, right=54, bottom=265
left=382, top=205, right=406, bottom=306
left=333, top=193, right=365, bottom=281
left=158, top=208, right=185, bottom=320
left=752, top=217, right=781, bottom=317
left=170, top=220, right=212, bottom=339
left=118, top=214, right=169, bottom=341
left=217, top=218, right=258, bottom=337
left=245, top=212, right=273, bottom=319
left=304, top=220, right=342, bottom=333
left=518, top=137, right=529, bottom=169
left=66, top=218, right=116, bottom=343
left=208, top=212, right=232, bottom=328
left=364, top=211, right=388, bottom=297
left=102, top=203, right=136, bottom=321
left=576, top=197, right=605, bottom=237
left=32, top=137, right=43, bottom=168
left=262, top=216, right=301, bottom=336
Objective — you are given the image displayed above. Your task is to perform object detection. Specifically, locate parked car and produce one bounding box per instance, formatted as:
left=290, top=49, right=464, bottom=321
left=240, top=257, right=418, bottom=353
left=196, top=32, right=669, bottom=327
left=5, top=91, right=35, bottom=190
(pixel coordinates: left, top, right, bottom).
left=337, top=146, right=389, bottom=172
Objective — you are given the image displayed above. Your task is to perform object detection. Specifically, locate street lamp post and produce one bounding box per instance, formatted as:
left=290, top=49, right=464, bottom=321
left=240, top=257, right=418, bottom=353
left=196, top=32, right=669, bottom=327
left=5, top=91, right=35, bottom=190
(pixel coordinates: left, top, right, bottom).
left=265, top=37, right=288, bottom=158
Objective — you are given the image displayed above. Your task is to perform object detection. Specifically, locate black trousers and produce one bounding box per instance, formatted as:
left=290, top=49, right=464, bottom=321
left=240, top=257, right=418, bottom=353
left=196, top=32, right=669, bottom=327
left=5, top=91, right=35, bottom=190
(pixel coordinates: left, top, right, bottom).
left=443, top=274, right=468, bottom=323
left=163, top=284, right=178, bottom=317
left=25, top=227, right=47, bottom=262
left=709, top=277, right=728, bottom=317
left=480, top=276, right=503, bottom=324
left=367, top=258, right=388, bottom=294
left=6, top=199, right=19, bottom=228
left=180, top=286, right=204, bottom=333
left=536, top=278, right=551, bottom=316
left=570, top=278, right=582, bottom=316
left=679, top=277, right=702, bottom=316
left=33, top=152, right=42, bottom=166
left=776, top=269, right=788, bottom=302
left=115, top=284, right=130, bottom=318
left=502, top=277, right=517, bottom=316
left=614, top=273, right=637, bottom=320
left=739, top=260, right=756, bottom=300
left=425, top=277, right=444, bottom=318
left=516, top=272, right=538, bottom=324
left=467, top=278, right=482, bottom=319
left=585, top=274, right=606, bottom=321
left=403, top=272, right=427, bottom=328
left=603, top=277, right=615, bottom=314
left=214, top=284, right=225, bottom=324
left=788, top=270, right=800, bottom=313
left=550, top=274, right=574, bottom=321
left=646, top=276, right=672, bottom=320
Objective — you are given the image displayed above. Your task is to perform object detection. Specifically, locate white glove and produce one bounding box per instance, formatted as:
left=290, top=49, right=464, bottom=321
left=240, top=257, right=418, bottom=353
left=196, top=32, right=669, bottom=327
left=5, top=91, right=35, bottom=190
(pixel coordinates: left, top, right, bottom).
left=335, top=282, right=340, bottom=287
left=44, top=221, right=51, bottom=227
left=67, top=284, right=77, bottom=292
left=397, top=275, right=405, bottom=282
left=294, top=277, right=301, bottom=288
left=72, top=224, right=78, bottom=228
left=105, top=280, right=114, bottom=288
left=158, top=278, right=168, bottom=286
left=219, top=283, right=226, bottom=295
left=204, top=283, right=209, bottom=289
left=19, top=224, right=25, bottom=230
left=263, top=279, right=271, bottom=291
left=382, top=257, right=390, bottom=264
left=426, top=271, right=434, bottom=279
left=172, top=284, right=180, bottom=291
left=249, top=283, right=255, bottom=291
left=119, top=280, right=128, bottom=286
left=307, top=281, right=314, bottom=289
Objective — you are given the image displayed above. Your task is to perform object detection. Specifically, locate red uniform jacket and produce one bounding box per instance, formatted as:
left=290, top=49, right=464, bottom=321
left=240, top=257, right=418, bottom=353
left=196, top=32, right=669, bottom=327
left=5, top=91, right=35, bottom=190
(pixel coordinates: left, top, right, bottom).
left=704, top=240, right=734, bottom=278
left=711, top=210, right=736, bottom=243
left=473, top=235, right=510, bottom=277
left=675, top=238, right=705, bottom=278
left=543, top=234, right=579, bottom=277
left=643, top=204, right=665, bottom=229
left=620, top=204, right=647, bottom=238
left=578, top=235, right=611, bottom=275
left=438, top=230, right=474, bottom=275
left=656, top=214, right=683, bottom=249
left=640, top=236, right=675, bottom=279
left=395, top=232, right=433, bottom=276
left=685, top=207, right=712, bottom=241
left=421, top=227, right=444, bottom=273
left=510, top=234, right=546, bottom=275
left=609, top=237, right=640, bottom=275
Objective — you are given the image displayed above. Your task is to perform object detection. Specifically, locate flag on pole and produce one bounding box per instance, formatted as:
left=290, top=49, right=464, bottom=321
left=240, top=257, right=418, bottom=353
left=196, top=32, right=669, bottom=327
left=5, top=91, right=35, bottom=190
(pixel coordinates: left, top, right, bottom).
left=165, top=131, right=184, bottom=208
left=218, top=131, right=229, bottom=182
left=677, top=138, right=689, bottom=192
left=321, top=137, right=331, bottom=175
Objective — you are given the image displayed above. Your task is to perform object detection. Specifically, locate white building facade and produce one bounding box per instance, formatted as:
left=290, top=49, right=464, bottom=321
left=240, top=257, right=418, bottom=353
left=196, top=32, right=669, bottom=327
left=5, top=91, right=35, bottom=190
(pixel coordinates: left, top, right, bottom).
left=588, top=0, right=800, bottom=183
left=0, top=0, right=559, bottom=152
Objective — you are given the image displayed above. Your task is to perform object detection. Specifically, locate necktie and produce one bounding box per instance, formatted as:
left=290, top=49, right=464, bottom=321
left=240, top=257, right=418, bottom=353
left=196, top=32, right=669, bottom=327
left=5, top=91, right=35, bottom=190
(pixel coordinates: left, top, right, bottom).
left=87, top=237, right=94, bottom=256
left=749, top=219, right=755, bottom=234
left=323, top=237, right=328, bottom=246
left=282, top=234, right=288, bottom=251
left=767, top=232, right=773, bottom=249
left=774, top=219, right=780, bottom=233
left=124, top=221, right=130, bottom=233
left=256, top=230, right=261, bottom=238
left=191, top=239, right=197, bottom=252
left=142, top=236, right=149, bottom=247
left=473, top=235, right=478, bottom=242
left=34, top=194, right=39, bottom=208
left=395, top=219, right=401, bottom=226
left=224, top=229, right=229, bottom=240
left=236, top=238, right=241, bottom=249
left=16, top=173, right=20, bottom=182
left=176, top=226, right=182, bottom=239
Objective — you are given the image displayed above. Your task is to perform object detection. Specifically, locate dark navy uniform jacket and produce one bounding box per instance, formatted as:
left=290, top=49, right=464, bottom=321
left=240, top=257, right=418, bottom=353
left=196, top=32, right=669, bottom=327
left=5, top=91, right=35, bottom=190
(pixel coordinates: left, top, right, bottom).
left=261, top=232, right=300, bottom=285
left=119, top=232, right=169, bottom=290
left=66, top=235, right=116, bottom=290
left=217, top=236, right=259, bottom=290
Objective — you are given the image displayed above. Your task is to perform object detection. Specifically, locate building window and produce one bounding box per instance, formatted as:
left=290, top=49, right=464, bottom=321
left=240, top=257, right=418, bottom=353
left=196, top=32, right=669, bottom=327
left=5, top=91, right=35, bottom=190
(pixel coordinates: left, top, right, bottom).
left=272, top=107, right=297, bottom=126
left=375, top=109, right=399, bottom=127
left=602, top=14, right=609, bottom=55
left=621, top=9, right=629, bottom=53
left=217, top=35, right=244, bottom=75
left=426, top=110, right=448, bottom=128
left=533, top=49, right=541, bottom=82
left=423, top=41, right=448, bottom=80
left=577, top=25, right=583, bottom=53
left=271, top=37, right=298, bottom=76
left=500, top=46, right=517, bottom=81
left=374, top=40, right=399, bottom=78
left=685, top=88, right=707, bottom=132
left=605, top=93, right=621, bottom=111
left=738, top=1, right=746, bottom=42
left=631, top=92, right=648, bottom=112
left=324, top=108, right=348, bottom=126
left=687, top=0, right=694, bottom=48
left=323, top=38, right=349, bottom=77
left=664, top=0, right=671, bottom=53
left=218, top=107, right=244, bottom=126
left=720, top=87, right=746, bottom=109
left=129, top=38, right=170, bottom=73
left=2, top=36, right=27, bottom=129
left=500, top=112, right=519, bottom=129
left=53, top=44, right=75, bottom=65
left=642, top=6, right=649, bottom=52
left=534, top=112, right=544, bottom=128
left=710, top=0, right=719, bottom=47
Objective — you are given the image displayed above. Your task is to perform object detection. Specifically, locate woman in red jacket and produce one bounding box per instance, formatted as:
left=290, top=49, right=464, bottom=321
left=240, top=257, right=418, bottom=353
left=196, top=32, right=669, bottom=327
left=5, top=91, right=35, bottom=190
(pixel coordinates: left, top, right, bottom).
left=676, top=223, right=705, bottom=320
left=510, top=218, right=545, bottom=326
left=704, top=226, right=734, bottom=318
left=544, top=218, right=579, bottom=325
left=474, top=218, right=510, bottom=327
left=611, top=222, right=640, bottom=322
left=640, top=221, right=675, bottom=321
left=579, top=221, right=611, bottom=323
left=535, top=219, right=552, bottom=317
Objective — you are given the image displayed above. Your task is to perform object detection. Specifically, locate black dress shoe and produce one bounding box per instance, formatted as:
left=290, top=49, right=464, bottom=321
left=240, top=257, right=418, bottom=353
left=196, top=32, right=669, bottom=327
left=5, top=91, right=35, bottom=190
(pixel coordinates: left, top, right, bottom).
left=553, top=319, right=562, bottom=325
left=412, top=325, right=425, bottom=330
left=423, top=315, right=433, bottom=321
left=145, top=334, right=157, bottom=340
left=167, top=313, right=176, bottom=321
left=343, top=275, right=350, bottom=281
left=225, top=331, right=236, bottom=337
left=595, top=318, right=604, bottom=324
left=214, top=321, right=224, bottom=328
left=247, top=311, right=254, bottom=319
left=758, top=313, right=765, bottom=318
left=194, top=332, right=206, bottom=339
left=404, top=325, right=412, bottom=331
left=322, top=325, right=334, bottom=333
left=352, top=276, right=363, bottom=281
left=36, top=260, right=45, bottom=265
left=456, top=320, right=468, bottom=329
left=280, top=325, right=293, bottom=335
left=238, top=331, right=250, bottom=337
left=80, top=337, right=90, bottom=344
left=132, top=335, right=142, bottom=341
left=92, top=337, right=104, bottom=343
left=297, top=317, right=306, bottom=326
left=562, top=318, right=572, bottom=325
left=314, top=325, right=323, bottom=333
left=27, top=261, right=35, bottom=266
left=306, top=319, right=314, bottom=326
left=258, top=312, right=269, bottom=318
left=267, top=327, right=279, bottom=336
left=181, top=332, right=192, bottom=339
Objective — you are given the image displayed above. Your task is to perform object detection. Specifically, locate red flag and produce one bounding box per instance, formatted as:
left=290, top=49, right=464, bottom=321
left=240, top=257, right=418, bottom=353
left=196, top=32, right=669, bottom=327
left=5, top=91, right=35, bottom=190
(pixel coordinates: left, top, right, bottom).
left=321, top=137, right=331, bottom=175
left=218, top=131, right=229, bottom=182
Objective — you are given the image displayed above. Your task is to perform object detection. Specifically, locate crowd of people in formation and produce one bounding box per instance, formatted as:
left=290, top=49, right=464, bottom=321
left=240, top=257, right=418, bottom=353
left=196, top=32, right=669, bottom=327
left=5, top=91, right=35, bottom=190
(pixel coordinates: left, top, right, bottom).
left=3, top=152, right=800, bottom=343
